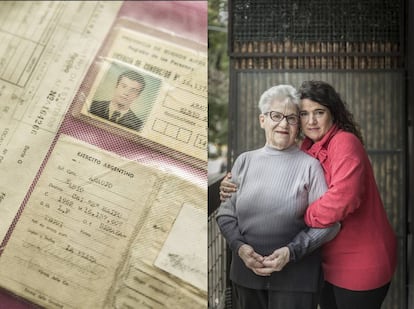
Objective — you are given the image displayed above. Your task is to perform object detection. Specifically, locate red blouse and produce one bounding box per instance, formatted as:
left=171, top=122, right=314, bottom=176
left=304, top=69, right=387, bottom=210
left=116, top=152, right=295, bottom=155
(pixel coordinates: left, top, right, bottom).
left=301, top=125, right=397, bottom=290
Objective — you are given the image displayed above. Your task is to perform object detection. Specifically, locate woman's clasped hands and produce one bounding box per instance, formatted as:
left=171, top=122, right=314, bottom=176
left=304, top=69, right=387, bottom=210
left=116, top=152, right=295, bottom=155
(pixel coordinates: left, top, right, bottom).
left=238, top=244, right=290, bottom=276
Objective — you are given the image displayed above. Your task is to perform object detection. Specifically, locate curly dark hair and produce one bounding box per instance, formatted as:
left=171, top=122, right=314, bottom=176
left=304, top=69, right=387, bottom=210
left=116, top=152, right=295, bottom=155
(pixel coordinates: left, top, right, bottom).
left=298, top=80, right=364, bottom=145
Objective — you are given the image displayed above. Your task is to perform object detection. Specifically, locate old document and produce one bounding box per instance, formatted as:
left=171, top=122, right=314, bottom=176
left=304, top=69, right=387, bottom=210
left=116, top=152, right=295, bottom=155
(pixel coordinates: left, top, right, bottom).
left=0, top=2, right=122, bottom=242
left=80, top=21, right=207, bottom=165
left=0, top=134, right=207, bottom=308
left=112, top=171, right=207, bottom=308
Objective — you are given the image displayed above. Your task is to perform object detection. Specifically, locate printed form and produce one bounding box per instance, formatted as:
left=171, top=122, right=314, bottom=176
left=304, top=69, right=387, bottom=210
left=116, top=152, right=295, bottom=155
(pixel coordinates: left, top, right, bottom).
left=0, top=2, right=208, bottom=308
left=0, top=134, right=207, bottom=308
left=79, top=21, right=208, bottom=166
left=0, top=2, right=123, bottom=242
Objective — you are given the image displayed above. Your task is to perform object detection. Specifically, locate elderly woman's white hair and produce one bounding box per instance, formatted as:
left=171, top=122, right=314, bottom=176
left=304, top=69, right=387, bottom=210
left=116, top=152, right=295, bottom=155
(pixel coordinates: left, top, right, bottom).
left=258, top=84, right=299, bottom=113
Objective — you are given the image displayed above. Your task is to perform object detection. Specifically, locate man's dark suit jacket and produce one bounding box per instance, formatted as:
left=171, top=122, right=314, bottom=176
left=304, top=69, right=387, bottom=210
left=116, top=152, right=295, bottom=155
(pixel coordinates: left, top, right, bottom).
left=89, top=100, right=143, bottom=131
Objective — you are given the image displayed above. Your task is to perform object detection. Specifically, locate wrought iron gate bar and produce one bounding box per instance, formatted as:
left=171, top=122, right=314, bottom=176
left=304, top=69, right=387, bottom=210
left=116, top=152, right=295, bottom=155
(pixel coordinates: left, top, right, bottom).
left=230, top=52, right=402, bottom=58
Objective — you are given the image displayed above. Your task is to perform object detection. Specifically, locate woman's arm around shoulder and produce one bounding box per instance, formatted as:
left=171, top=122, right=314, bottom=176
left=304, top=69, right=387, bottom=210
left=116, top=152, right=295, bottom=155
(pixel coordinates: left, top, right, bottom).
left=305, top=131, right=368, bottom=227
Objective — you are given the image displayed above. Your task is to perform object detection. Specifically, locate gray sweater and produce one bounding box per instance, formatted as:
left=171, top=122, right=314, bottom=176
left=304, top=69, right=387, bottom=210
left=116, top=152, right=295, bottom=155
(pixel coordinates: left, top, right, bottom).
left=216, top=144, right=339, bottom=292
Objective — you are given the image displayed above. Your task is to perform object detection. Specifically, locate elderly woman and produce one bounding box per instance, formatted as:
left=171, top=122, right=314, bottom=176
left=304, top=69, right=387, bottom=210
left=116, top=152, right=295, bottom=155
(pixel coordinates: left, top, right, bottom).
left=220, top=81, right=397, bottom=309
left=216, top=84, right=339, bottom=309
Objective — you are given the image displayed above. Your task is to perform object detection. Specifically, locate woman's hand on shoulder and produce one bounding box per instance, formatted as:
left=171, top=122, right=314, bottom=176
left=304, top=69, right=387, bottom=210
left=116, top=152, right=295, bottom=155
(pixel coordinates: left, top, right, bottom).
left=219, top=172, right=238, bottom=201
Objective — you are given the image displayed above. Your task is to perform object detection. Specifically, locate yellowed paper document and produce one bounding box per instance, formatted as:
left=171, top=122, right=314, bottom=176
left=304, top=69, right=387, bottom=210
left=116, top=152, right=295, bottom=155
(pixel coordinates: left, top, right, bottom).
left=112, top=178, right=207, bottom=309
left=0, top=134, right=207, bottom=308
left=79, top=22, right=207, bottom=165
left=0, top=1, right=123, bottom=243
left=154, top=203, right=207, bottom=292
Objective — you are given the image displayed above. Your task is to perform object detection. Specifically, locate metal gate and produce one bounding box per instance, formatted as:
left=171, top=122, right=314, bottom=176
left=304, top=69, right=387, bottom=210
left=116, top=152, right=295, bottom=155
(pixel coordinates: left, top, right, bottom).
left=209, top=0, right=408, bottom=308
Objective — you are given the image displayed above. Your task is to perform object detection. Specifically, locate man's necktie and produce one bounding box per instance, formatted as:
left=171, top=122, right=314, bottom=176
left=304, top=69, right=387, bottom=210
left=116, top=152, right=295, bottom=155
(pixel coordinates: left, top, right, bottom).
left=110, top=111, right=121, bottom=122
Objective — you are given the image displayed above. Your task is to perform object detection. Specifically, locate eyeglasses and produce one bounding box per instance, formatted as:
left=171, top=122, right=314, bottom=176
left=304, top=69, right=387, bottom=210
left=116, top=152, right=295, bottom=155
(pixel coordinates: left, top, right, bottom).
left=264, top=111, right=299, bottom=125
